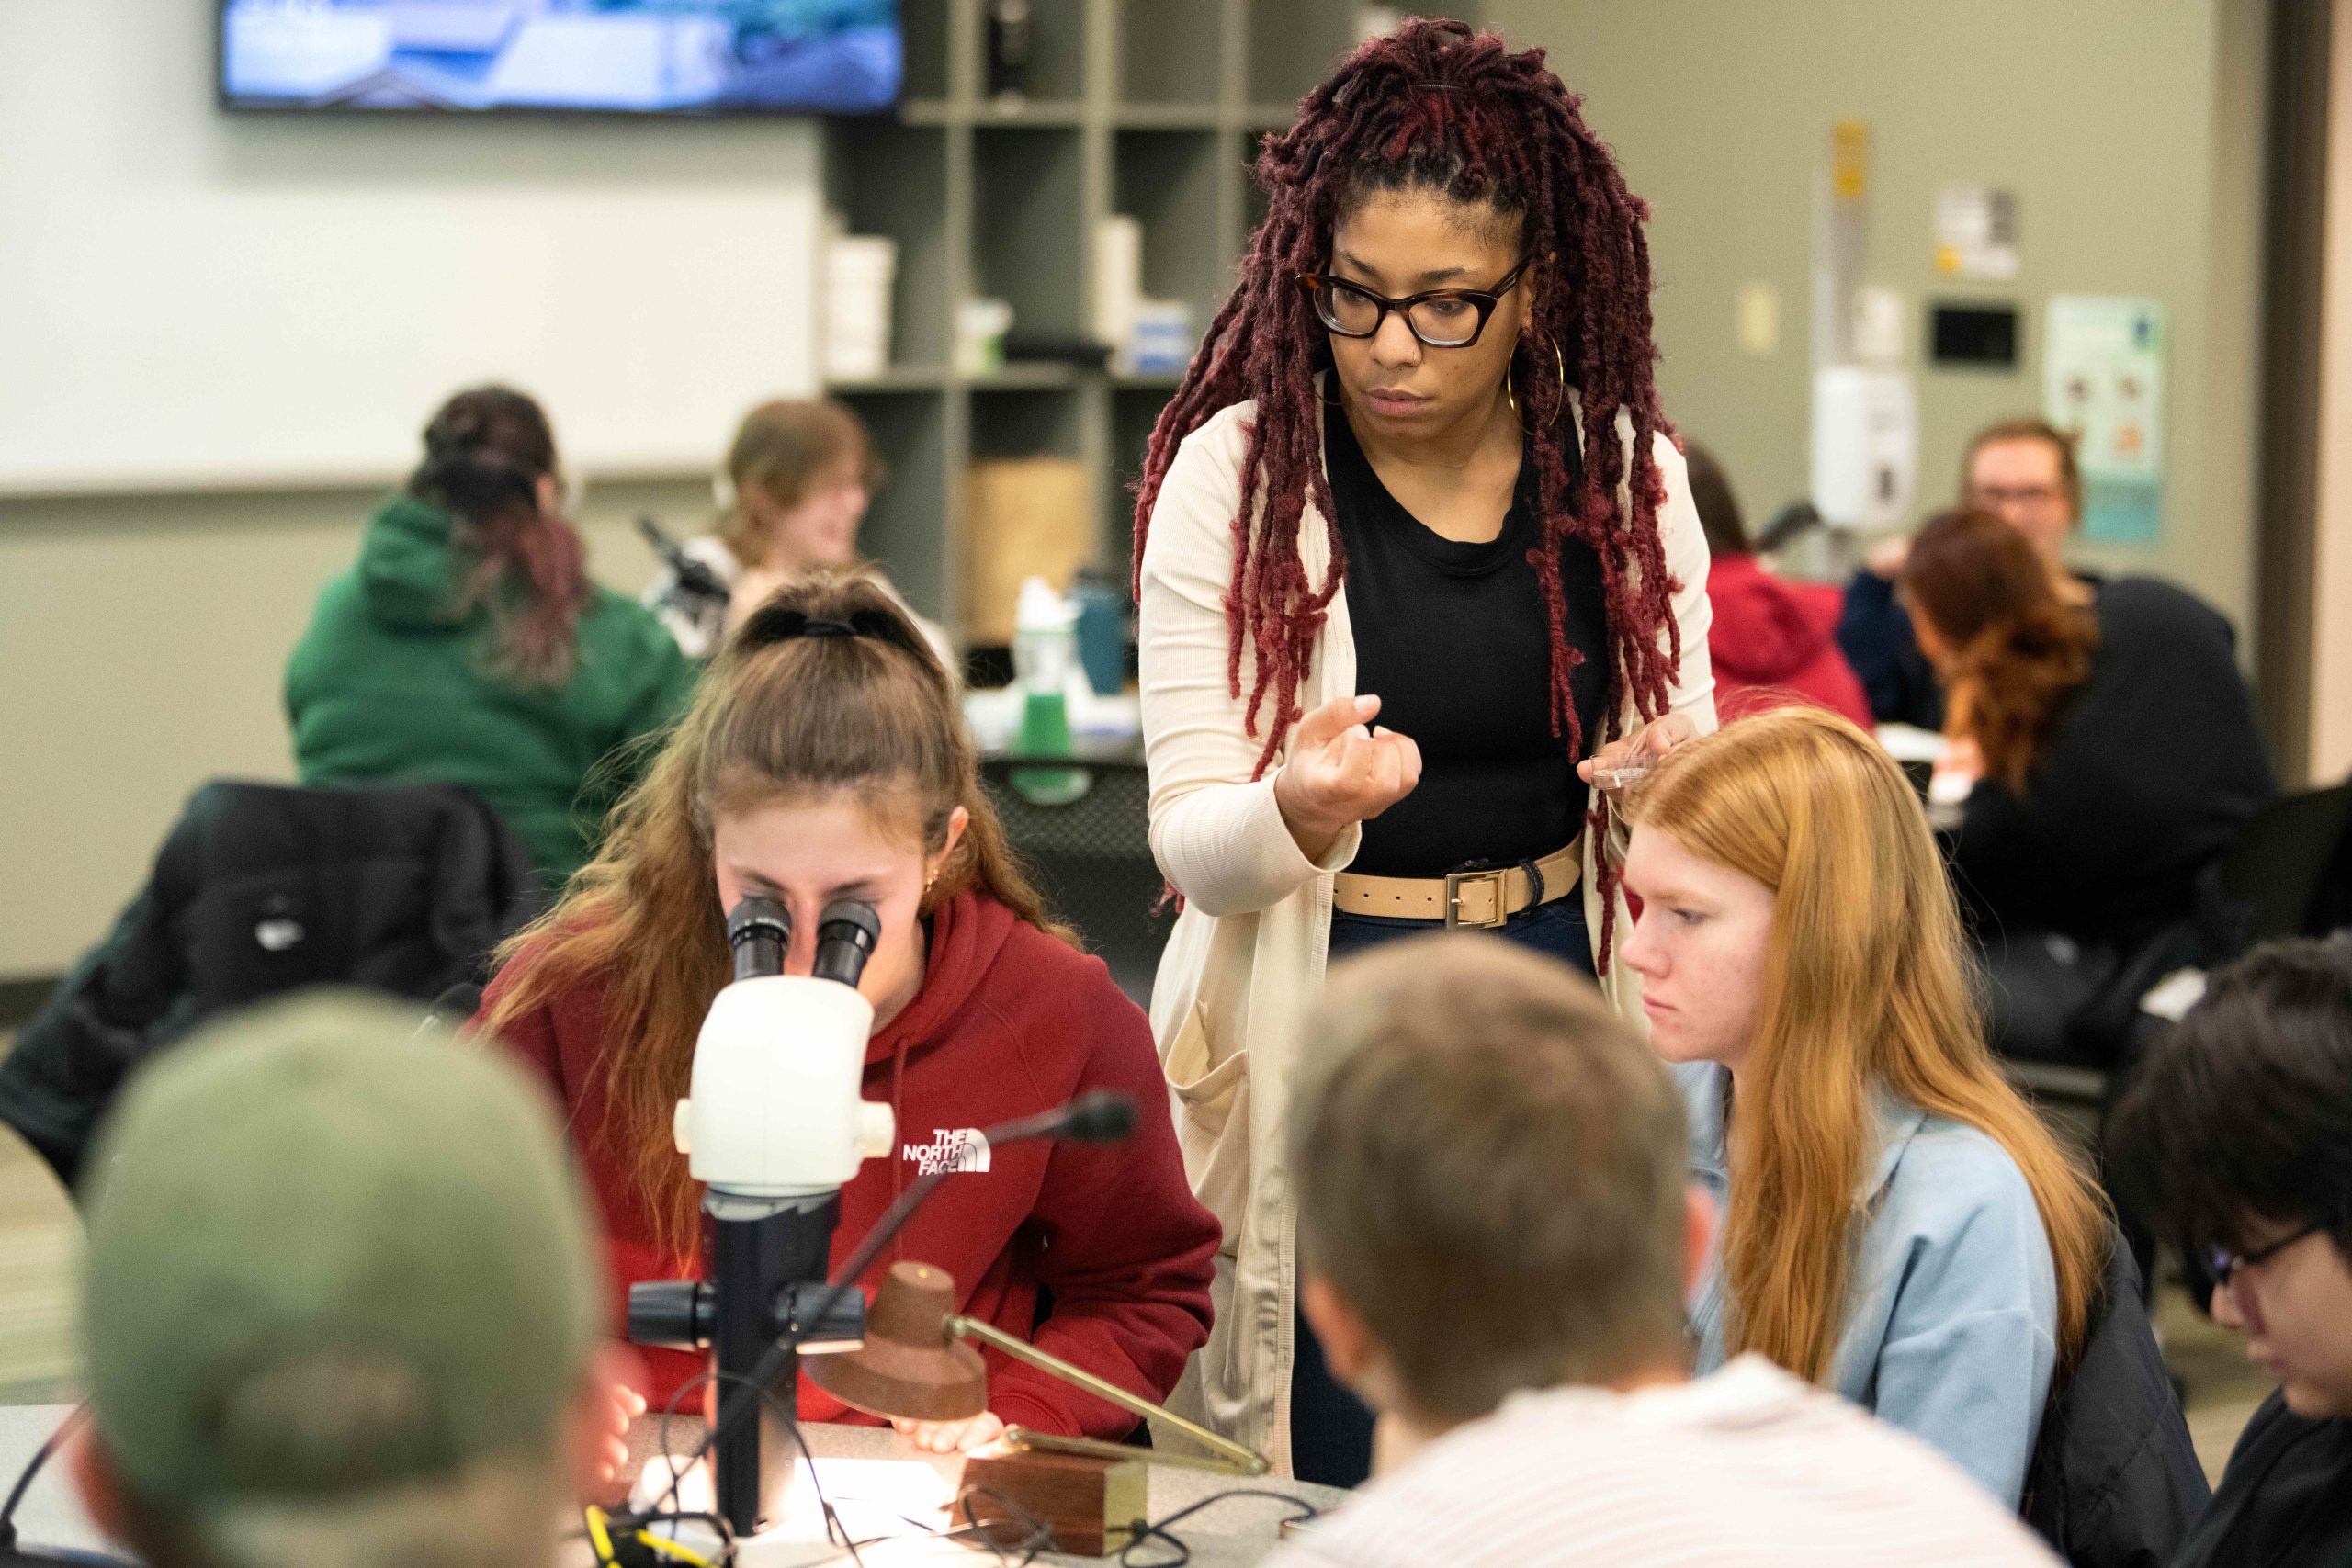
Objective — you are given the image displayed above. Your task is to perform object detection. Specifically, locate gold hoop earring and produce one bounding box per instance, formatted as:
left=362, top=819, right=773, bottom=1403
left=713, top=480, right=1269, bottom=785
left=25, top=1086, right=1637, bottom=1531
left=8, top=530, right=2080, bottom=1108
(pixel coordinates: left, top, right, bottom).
left=1509, top=335, right=1568, bottom=430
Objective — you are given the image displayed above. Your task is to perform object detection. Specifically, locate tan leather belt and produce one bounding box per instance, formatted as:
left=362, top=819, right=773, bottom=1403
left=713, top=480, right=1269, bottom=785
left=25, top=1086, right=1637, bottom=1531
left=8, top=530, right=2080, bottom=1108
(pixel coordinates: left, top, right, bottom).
left=1331, top=838, right=1583, bottom=930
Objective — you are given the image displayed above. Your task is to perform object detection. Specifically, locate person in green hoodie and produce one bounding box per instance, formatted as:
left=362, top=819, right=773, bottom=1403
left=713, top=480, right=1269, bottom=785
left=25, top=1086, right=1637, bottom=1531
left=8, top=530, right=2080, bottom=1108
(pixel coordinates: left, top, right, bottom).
left=286, top=386, right=697, bottom=890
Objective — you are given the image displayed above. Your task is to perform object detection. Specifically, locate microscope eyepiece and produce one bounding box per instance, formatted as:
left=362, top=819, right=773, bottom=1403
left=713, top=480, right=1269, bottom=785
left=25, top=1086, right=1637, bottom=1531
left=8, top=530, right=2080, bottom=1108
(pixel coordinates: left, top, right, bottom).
left=726, top=897, right=790, bottom=981
left=812, top=900, right=881, bottom=988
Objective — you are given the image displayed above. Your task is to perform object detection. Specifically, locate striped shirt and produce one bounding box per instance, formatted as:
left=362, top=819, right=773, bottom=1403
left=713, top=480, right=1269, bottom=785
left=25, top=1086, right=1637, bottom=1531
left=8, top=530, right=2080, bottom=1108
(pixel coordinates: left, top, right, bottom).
left=1264, top=1356, right=2060, bottom=1567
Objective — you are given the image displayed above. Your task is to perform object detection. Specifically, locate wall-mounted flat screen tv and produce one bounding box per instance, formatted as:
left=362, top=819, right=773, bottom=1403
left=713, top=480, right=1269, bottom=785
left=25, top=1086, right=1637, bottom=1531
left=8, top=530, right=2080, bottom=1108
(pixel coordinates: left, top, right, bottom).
left=220, top=1, right=900, bottom=116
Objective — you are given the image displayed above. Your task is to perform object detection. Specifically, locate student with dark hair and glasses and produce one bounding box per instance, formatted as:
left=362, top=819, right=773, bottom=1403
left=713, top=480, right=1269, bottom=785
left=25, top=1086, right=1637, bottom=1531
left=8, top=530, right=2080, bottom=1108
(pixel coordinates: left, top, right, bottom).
left=2109, top=936, right=2352, bottom=1568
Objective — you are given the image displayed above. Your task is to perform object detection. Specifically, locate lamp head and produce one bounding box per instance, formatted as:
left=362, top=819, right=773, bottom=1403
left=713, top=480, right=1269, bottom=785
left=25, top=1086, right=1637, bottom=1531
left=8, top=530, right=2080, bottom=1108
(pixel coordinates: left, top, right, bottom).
left=803, top=1262, right=986, bottom=1422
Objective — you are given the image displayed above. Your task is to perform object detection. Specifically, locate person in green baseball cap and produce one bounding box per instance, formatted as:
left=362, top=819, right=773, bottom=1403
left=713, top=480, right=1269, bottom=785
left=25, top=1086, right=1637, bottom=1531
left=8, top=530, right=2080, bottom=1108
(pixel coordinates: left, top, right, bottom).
left=66, top=991, right=640, bottom=1568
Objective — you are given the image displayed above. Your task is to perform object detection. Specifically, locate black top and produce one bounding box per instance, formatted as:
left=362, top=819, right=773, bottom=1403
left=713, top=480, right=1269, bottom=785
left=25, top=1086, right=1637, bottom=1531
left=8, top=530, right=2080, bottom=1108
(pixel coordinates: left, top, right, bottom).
left=1325, top=412, right=1607, bottom=877
left=2173, top=1391, right=2352, bottom=1568
left=1838, top=568, right=1947, bottom=730
left=1948, top=576, right=2276, bottom=946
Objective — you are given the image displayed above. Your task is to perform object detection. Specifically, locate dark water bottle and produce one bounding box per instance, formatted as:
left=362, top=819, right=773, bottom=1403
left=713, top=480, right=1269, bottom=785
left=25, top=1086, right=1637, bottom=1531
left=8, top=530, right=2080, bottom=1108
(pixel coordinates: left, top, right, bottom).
left=1070, top=569, right=1129, bottom=697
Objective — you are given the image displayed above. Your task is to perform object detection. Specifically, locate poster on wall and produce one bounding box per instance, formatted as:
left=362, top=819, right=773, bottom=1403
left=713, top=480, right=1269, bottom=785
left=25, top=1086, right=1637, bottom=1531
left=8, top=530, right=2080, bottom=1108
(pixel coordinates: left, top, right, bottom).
left=1934, top=186, right=2019, bottom=280
left=2042, top=295, right=2166, bottom=545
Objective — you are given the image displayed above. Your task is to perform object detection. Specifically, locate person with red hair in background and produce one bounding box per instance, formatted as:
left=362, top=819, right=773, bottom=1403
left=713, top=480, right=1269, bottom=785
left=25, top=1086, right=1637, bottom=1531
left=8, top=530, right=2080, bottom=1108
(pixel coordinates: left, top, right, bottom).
left=288, top=385, right=696, bottom=889
left=1681, top=442, right=1869, bottom=727
left=1132, top=17, right=1714, bottom=1483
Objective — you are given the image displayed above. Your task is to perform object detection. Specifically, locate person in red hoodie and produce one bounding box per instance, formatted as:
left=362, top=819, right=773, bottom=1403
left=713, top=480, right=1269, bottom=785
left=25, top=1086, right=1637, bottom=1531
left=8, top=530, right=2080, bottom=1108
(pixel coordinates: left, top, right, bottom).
left=1684, top=443, right=1872, bottom=728
left=473, top=569, right=1218, bottom=1456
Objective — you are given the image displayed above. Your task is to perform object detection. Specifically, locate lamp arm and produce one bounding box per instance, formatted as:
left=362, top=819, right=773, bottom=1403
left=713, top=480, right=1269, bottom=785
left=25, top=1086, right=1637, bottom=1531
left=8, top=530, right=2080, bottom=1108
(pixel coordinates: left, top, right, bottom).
left=943, top=1315, right=1270, bottom=1477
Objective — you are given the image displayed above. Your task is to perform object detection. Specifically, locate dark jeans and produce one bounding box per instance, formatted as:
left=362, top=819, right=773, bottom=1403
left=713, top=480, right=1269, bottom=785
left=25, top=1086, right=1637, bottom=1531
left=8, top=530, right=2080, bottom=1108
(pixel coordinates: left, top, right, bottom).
left=1290, top=893, right=1597, bottom=1488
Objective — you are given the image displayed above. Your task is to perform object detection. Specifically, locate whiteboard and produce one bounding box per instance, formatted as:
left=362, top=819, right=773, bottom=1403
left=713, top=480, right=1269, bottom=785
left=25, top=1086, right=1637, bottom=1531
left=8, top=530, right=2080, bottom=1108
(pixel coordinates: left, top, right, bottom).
left=0, top=1, right=821, bottom=494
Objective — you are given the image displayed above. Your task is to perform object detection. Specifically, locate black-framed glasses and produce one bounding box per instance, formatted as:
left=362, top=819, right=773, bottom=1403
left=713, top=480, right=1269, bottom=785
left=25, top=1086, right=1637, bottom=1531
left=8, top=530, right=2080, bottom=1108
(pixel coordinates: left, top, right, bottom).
left=2205, top=1221, right=2327, bottom=1288
left=1295, top=254, right=1534, bottom=348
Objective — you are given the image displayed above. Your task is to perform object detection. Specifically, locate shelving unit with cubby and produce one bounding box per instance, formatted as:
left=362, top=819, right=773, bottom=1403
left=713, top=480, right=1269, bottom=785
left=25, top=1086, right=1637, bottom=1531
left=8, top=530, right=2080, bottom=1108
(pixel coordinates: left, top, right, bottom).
left=819, top=0, right=1365, bottom=658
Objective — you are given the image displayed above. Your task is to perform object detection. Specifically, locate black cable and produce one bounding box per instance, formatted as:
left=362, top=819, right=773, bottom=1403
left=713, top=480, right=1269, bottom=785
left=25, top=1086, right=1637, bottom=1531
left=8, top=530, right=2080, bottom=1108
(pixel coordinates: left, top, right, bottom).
left=0, top=1404, right=87, bottom=1555
left=958, top=1485, right=1055, bottom=1566
left=643, top=1289, right=856, bottom=1523
left=1116, top=1488, right=1321, bottom=1568
left=638, top=1368, right=863, bottom=1568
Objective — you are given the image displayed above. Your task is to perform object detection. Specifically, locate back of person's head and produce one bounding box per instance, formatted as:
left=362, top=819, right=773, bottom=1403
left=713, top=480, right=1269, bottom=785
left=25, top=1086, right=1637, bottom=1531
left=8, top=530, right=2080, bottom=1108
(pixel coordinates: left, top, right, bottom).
left=2113, top=935, right=2352, bottom=1278
left=1962, top=416, right=2083, bottom=518
left=1289, top=935, right=1690, bottom=1423
left=484, top=569, right=1066, bottom=1259
left=1634, top=706, right=2107, bottom=1382
left=75, top=992, right=601, bottom=1568
left=409, top=385, right=589, bottom=688
left=1900, top=507, right=2098, bottom=791
left=717, top=400, right=878, bottom=564
left=1680, top=442, right=1749, bottom=559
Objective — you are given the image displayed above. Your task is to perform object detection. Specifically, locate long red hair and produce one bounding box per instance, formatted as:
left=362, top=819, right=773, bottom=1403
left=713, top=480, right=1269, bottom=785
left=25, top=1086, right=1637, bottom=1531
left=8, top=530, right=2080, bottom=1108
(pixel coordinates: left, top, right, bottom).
left=410, top=385, right=590, bottom=688
left=1902, top=508, right=2097, bottom=793
left=1637, top=708, right=2108, bottom=1382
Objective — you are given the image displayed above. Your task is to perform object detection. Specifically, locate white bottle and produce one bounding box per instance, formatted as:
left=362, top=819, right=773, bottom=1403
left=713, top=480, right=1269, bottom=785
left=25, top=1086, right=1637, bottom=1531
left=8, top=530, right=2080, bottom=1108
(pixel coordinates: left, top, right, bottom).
left=1012, top=576, right=1078, bottom=694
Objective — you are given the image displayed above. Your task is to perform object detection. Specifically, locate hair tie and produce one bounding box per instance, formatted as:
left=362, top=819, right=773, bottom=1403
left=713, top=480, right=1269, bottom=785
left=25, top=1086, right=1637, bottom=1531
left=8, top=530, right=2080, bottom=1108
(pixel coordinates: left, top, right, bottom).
left=741, top=604, right=925, bottom=660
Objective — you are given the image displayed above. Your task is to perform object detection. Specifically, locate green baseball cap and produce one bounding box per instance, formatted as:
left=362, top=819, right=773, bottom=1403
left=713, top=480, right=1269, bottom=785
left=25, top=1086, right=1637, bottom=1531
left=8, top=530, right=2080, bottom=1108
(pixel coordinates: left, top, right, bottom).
left=78, top=991, right=604, bottom=1506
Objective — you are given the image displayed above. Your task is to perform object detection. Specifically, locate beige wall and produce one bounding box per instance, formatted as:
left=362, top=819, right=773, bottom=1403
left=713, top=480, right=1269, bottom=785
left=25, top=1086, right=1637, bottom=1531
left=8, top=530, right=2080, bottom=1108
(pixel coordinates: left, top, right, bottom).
left=2312, top=0, right=2352, bottom=781
left=1481, top=0, right=2267, bottom=639
left=0, top=479, right=707, bottom=980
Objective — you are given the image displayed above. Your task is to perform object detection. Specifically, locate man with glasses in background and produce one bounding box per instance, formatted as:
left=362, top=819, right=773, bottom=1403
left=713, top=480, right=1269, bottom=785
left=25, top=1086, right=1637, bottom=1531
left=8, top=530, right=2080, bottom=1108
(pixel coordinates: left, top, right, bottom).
left=1839, top=417, right=2098, bottom=730
left=2109, top=937, right=2352, bottom=1568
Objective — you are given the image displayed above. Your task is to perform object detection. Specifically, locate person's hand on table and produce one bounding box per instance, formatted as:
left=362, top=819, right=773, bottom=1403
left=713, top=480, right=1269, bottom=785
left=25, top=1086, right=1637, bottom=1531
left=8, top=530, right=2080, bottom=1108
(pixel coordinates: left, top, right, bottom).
left=1274, top=694, right=1423, bottom=861
left=1936, top=735, right=1984, bottom=784
left=893, top=1411, right=1007, bottom=1454
left=572, top=1348, right=649, bottom=1505
left=1577, top=712, right=1699, bottom=801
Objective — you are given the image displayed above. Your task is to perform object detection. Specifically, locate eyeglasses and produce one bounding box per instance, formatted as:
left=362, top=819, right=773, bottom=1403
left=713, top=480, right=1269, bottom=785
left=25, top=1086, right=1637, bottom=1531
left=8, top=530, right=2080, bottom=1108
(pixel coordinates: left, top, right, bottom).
left=1970, top=483, right=2064, bottom=509
left=2205, top=1221, right=2326, bottom=1289
left=1295, top=254, right=1534, bottom=349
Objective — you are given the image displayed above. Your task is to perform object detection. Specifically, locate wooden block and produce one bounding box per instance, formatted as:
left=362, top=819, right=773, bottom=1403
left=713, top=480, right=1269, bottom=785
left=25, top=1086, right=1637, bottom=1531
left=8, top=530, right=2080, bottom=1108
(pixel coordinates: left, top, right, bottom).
left=964, top=457, right=1091, bottom=646
left=955, top=1449, right=1148, bottom=1557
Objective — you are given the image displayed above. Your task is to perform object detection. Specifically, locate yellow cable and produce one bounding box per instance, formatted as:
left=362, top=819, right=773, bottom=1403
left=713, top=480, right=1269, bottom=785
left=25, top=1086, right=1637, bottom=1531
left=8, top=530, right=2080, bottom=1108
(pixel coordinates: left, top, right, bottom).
left=583, top=1506, right=616, bottom=1563
left=630, top=1527, right=716, bottom=1566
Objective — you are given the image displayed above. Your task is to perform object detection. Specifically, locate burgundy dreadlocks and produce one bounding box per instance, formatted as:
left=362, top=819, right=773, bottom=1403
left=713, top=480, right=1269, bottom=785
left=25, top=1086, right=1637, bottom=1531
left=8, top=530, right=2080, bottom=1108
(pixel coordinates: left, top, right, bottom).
left=1130, top=17, right=1682, bottom=960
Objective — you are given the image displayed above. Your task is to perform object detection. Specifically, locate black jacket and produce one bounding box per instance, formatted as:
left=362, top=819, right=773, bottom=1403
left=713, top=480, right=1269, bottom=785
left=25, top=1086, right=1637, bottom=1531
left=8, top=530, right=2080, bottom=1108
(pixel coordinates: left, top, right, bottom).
left=2022, top=1237, right=2210, bottom=1568
left=1838, top=568, right=1947, bottom=730
left=0, top=780, right=542, bottom=1190
left=2174, top=1390, right=2352, bottom=1568
left=1950, top=578, right=2275, bottom=950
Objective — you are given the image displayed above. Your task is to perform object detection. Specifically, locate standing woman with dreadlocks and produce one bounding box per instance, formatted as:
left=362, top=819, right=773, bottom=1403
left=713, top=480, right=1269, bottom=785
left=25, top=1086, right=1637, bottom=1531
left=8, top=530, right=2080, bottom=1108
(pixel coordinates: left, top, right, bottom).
left=1134, top=20, right=1715, bottom=1483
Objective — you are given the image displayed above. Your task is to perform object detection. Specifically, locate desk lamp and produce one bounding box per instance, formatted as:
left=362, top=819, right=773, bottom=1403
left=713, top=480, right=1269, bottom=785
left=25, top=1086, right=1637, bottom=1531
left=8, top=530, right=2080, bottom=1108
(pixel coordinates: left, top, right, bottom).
left=806, top=1260, right=1267, bottom=1554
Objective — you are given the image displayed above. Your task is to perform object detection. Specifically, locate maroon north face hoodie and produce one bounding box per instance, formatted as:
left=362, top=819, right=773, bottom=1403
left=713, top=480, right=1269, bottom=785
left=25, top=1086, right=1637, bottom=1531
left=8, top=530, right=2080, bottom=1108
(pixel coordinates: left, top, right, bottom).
left=478, top=889, right=1219, bottom=1438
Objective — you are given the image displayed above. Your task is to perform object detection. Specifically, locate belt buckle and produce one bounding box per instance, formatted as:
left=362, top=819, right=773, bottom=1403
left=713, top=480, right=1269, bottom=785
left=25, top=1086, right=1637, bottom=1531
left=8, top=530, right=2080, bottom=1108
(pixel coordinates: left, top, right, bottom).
left=1442, top=867, right=1510, bottom=931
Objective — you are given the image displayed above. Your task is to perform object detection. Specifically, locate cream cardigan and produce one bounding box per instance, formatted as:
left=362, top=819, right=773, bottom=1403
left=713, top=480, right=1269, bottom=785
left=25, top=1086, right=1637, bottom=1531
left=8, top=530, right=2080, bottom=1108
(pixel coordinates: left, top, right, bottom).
left=1136, top=396, right=1718, bottom=1472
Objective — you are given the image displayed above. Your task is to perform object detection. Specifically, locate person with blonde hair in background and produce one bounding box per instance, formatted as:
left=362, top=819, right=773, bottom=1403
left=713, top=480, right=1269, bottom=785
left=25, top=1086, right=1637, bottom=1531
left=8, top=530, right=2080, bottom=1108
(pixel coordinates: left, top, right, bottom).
left=1618, top=705, right=2110, bottom=1506
left=647, top=398, right=951, bottom=667
left=65, top=992, right=635, bottom=1568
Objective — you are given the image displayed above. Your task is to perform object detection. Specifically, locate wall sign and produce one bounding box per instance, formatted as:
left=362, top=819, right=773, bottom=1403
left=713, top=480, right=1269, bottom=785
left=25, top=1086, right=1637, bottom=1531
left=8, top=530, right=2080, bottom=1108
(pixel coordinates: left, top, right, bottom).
left=2043, top=295, right=2166, bottom=545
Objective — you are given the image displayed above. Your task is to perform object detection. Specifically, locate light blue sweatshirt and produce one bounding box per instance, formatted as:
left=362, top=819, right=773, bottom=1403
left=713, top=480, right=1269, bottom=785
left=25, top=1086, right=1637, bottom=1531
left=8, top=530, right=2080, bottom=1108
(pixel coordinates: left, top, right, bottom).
left=1679, top=1061, right=2058, bottom=1506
